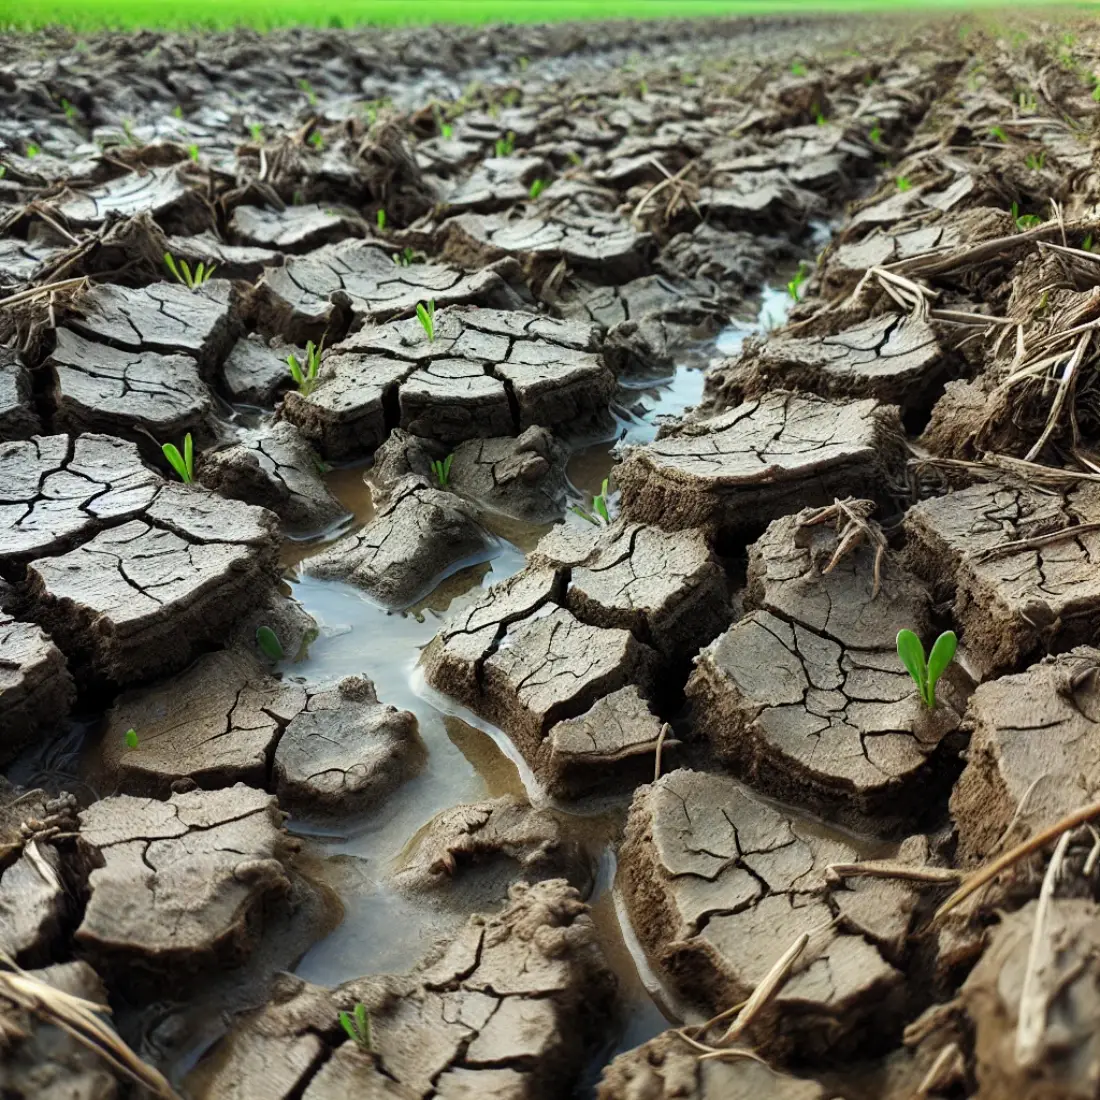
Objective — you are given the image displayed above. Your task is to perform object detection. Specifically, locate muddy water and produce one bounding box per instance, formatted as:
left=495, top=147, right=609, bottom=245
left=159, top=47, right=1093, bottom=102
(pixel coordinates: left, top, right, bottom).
left=262, top=277, right=804, bottom=1088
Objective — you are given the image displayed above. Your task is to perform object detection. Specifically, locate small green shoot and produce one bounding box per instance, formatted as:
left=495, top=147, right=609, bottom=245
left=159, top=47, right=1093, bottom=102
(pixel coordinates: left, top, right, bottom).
left=287, top=340, right=324, bottom=396
left=567, top=150, right=583, bottom=167
left=248, top=121, right=264, bottom=142
left=441, top=122, right=454, bottom=139
left=416, top=300, right=436, bottom=342
left=124, top=728, right=139, bottom=749
left=430, top=453, right=454, bottom=489
left=162, top=434, right=194, bottom=484
left=1018, top=89, right=1037, bottom=113
left=187, top=143, right=200, bottom=162
left=571, top=478, right=612, bottom=526
left=868, top=123, right=883, bottom=145
left=172, top=105, right=183, bottom=119
left=25, top=143, right=40, bottom=158
left=298, top=78, right=317, bottom=106
left=494, top=131, right=516, bottom=158
left=164, top=252, right=216, bottom=290
left=0, top=166, right=6, bottom=179
left=814, top=108, right=827, bottom=126
left=1024, top=150, right=1046, bottom=171
left=528, top=178, right=548, bottom=200
left=1011, top=201, right=1042, bottom=230
left=1083, top=233, right=1095, bottom=253
left=786, top=261, right=809, bottom=301
left=896, top=175, right=912, bottom=192
left=1093, top=80, right=1100, bottom=104
left=309, top=130, right=324, bottom=149
left=896, top=629, right=957, bottom=709
left=338, top=1003, right=374, bottom=1054
left=256, top=626, right=284, bottom=661
left=60, top=97, right=77, bottom=122
left=790, top=61, right=807, bottom=77
left=376, top=208, right=387, bottom=232
left=392, top=247, right=419, bottom=266
left=122, top=118, right=139, bottom=145
left=518, top=55, right=529, bottom=71
left=989, top=125, right=1008, bottom=143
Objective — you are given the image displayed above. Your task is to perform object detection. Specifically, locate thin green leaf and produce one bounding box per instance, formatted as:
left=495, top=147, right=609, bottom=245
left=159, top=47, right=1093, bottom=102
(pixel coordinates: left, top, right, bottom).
left=926, top=630, right=958, bottom=706
left=287, top=354, right=304, bottom=385
left=338, top=1011, right=356, bottom=1044
left=896, top=629, right=929, bottom=704
left=570, top=505, right=598, bottom=526
left=163, top=252, right=181, bottom=283
left=124, top=728, right=139, bottom=749
left=183, top=433, right=193, bottom=479
left=207, top=263, right=218, bottom=281
left=195, top=261, right=205, bottom=284
left=162, top=442, right=189, bottom=483
left=354, top=1003, right=368, bottom=1033
left=179, top=258, right=193, bottom=288
left=256, top=626, right=284, bottom=661
left=443, top=453, right=453, bottom=479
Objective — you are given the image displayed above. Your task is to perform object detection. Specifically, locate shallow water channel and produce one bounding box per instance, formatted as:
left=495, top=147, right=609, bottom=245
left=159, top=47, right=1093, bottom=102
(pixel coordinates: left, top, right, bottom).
left=258, top=281, right=799, bottom=1093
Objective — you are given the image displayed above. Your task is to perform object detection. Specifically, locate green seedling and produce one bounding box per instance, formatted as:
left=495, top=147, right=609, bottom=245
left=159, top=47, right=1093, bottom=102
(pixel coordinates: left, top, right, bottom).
left=164, top=252, right=216, bottom=290
left=494, top=131, right=516, bottom=158
left=309, top=130, right=324, bottom=149
left=567, top=150, right=583, bottom=167
left=502, top=88, right=520, bottom=108
left=287, top=339, right=323, bottom=396
left=122, top=118, right=140, bottom=145
left=0, top=166, right=6, bottom=179
left=416, top=299, right=436, bottom=342
left=869, top=124, right=883, bottom=145
left=1018, top=89, right=1037, bottom=112
left=124, top=728, right=139, bottom=749
left=187, top=143, right=200, bottom=162
left=814, top=109, right=827, bottom=126
left=298, top=77, right=317, bottom=106
left=989, top=125, right=1008, bottom=143
left=1024, top=150, right=1046, bottom=171
left=1011, top=201, right=1042, bottom=230
left=393, top=246, right=420, bottom=266
left=256, top=626, right=284, bottom=661
left=172, top=105, right=184, bottom=119
left=441, top=122, right=454, bottom=139
left=571, top=478, right=612, bottom=526
left=162, top=434, right=194, bottom=484
left=339, top=1003, right=374, bottom=1054
left=636, top=78, right=648, bottom=98
left=1083, top=233, right=1095, bottom=253
left=376, top=208, right=387, bottom=232
left=430, top=453, right=454, bottom=489
left=1092, top=79, right=1100, bottom=103
left=60, top=97, right=77, bottom=122
left=528, top=178, right=548, bottom=200
left=786, top=261, right=809, bottom=301
left=896, top=175, right=913, bottom=192
left=248, top=121, right=263, bottom=141
left=292, top=189, right=304, bottom=206
left=896, top=629, right=957, bottom=709
left=25, top=143, right=40, bottom=158
left=518, top=55, right=529, bottom=71
left=790, top=61, right=807, bottom=77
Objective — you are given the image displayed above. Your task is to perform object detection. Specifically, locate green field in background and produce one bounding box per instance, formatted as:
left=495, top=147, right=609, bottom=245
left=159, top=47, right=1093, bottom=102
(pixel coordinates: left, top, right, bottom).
left=1, top=0, right=1090, bottom=32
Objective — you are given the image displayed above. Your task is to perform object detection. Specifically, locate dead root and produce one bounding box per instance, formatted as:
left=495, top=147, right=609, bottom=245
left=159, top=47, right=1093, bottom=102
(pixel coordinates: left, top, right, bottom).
left=0, top=953, right=179, bottom=1098
left=797, top=497, right=887, bottom=596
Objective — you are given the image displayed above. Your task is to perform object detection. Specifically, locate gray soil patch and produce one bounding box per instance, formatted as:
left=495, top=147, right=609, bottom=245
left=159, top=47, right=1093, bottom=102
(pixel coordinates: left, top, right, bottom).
left=254, top=238, right=529, bottom=343
left=0, top=349, right=40, bottom=441
left=188, top=879, right=615, bottom=1100
left=394, top=794, right=590, bottom=904
left=304, top=475, right=495, bottom=610
left=620, top=768, right=908, bottom=1061
left=598, top=1029, right=826, bottom=1100
left=220, top=335, right=299, bottom=406
left=24, top=482, right=280, bottom=687
left=687, top=509, right=959, bottom=829
left=229, top=203, right=361, bottom=252
left=0, top=612, right=75, bottom=766
left=617, top=392, right=907, bottom=536
left=705, top=313, right=950, bottom=415
left=0, top=433, right=161, bottom=576
left=449, top=427, right=569, bottom=523
left=46, top=326, right=213, bottom=448
left=439, top=210, right=653, bottom=286
left=950, top=647, right=1100, bottom=870
left=904, top=481, right=1100, bottom=678
left=67, top=279, right=236, bottom=378
left=75, top=783, right=294, bottom=993
left=198, top=420, right=347, bottom=536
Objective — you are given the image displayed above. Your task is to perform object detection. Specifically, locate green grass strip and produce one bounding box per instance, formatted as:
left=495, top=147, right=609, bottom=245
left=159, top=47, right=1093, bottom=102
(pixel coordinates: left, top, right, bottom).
left=2, top=0, right=1093, bottom=32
